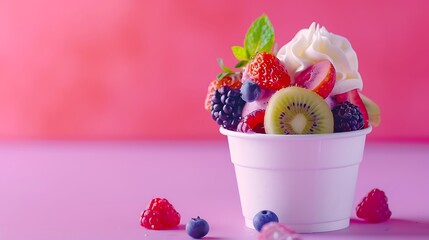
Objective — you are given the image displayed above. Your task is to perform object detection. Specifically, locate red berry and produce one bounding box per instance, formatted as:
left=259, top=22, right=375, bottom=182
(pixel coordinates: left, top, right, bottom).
left=356, top=188, right=392, bottom=223
left=335, top=89, right=369, bottom=128
left=216, top=73, right=242, bottom=90
left=258, top=222, right=301, bottom=240
left=140, top=198, right=181, bottom=230
left=204, top=80, right=218, bottom=111
left=204, top=73, right=242, bottom=111
left=237, top=109, right=266, bottom=133
left=245, top=52, right=291, bottom=91
left=294, top=60, right=336, bottom=99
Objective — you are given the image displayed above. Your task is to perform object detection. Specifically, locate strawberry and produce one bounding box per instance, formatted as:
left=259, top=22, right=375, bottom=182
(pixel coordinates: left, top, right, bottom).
left=140, top=198, right=181, bottom=230
left=335, top=89, right=369, bottom=128
left=356, top=188, right=392, bottom=223
left=237, top=109, right=266, bottom=133
left=294, top=60, right=336, bottom=99
left=204, top=80, right=218, bottom=111
left=204, top=73, right=242, bottom=112
left=244, top=52, right=291, bottom=91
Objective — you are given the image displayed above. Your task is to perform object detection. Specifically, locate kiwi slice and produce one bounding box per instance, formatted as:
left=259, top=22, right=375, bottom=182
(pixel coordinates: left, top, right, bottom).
left=264, top=87, right=334, bottom=134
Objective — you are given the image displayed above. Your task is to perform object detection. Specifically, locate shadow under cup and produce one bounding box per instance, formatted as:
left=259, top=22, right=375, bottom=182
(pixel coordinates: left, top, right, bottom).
left=220, top=126, right=372, bottom=233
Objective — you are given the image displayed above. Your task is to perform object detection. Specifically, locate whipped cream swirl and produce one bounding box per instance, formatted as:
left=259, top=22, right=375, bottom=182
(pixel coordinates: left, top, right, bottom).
left=277, top=22, right=362, bottom=95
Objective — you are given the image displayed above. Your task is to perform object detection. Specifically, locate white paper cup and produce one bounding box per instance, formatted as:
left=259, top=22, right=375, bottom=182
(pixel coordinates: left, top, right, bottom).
left=220, top=126, right=372, bottom=233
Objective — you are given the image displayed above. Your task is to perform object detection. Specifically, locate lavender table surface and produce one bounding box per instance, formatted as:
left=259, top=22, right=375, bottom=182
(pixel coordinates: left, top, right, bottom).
left=1, top=140, right=428, bottom=240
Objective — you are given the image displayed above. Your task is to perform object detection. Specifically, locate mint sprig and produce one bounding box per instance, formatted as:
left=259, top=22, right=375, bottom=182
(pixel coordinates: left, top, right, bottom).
left=216, top=58, right=236, bottom=80
left=231, top=14, right=274, bottom=67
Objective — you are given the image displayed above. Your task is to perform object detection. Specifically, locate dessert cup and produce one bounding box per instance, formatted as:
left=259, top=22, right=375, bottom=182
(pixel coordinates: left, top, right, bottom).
left=220, top=126, right=372, bottom=233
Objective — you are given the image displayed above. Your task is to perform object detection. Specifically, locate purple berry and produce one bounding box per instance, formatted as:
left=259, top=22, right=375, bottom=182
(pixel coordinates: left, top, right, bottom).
left=253, top=210, right=279, bottom=232
left=332, top=101, right=364, bottom=132
left=241, top=80, right=261, bottom=102
left=210, top=86, right=245, bottom=130
left=186, top=216, right=209, bottom=239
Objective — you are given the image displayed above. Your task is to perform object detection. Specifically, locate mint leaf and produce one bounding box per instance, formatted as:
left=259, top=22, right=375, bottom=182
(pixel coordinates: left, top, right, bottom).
left=217, top=72, right=229, bottom=80
left=235, top=60, right=248, bottom=68
left=232, top=46, right=249, bottom=61
left=244, top=14, right=274, bottom=57
left=217, top=58, right=233, bottom=73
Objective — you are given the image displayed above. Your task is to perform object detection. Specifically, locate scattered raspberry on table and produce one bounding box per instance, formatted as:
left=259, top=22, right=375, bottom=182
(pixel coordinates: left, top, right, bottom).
left=140, top=198, right=181, bottom=230
left=356, top=188, right=392, bottom=223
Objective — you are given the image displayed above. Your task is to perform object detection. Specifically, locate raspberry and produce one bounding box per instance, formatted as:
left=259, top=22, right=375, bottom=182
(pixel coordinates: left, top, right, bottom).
left=244, top=52, right=291, bottom=91
left=237, top=109, right=266, bottom=133
left=211, top=86, right=245, bottom=130
left=258, top=222, right=301, bottom=240
left=356, top=188, right=392, bottom=223
left=140, top=198, right=181, bottom=230
left=332, top=101, right=364, bottom=132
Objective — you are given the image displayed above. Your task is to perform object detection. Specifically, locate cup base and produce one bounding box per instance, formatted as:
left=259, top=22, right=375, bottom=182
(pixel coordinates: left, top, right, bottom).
left=244, top=218, right=350, bottom=233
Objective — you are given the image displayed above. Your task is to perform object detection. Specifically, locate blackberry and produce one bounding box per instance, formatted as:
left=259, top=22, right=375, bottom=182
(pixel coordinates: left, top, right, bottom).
left=211, top=86, right=245, bottom=130
left=332, top=101, right=364, bottom=132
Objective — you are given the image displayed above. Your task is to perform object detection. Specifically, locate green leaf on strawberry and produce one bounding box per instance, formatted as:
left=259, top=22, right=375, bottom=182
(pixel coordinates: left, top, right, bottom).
left=216, top=58, right=240, bottom=80
left=217, top=58, right=233, bottom=74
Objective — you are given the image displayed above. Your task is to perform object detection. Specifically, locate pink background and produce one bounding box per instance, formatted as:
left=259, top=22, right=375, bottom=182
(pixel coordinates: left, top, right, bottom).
left=0, top=0, right=428, bottom=141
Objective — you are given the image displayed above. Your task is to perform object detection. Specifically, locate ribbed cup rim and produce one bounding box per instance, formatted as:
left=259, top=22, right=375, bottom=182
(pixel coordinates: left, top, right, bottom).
left=220, top=126, right=372, bottom=140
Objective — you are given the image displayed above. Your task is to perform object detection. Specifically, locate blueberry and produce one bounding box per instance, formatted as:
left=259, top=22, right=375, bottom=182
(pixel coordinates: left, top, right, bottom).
left=253, top=210, right=279, bottom=232
left=241, top=80, right=261, bottom=102
left=186, top=216, right=209, bottom=239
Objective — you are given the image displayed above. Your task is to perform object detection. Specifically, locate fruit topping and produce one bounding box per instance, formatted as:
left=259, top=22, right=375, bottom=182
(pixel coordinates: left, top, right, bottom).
left=359, top=93, right=381, bottom=127
left=253, top=210, right=279, bottom=232
left=140, top=198, right=181, bottom=230
left=205, top=14, right=380, bottom=134
left=186, top=216, right=210, bottom=239
left=264, top=87, right=334, bottom=134
left=211, top=86, right=246, bottom=130
left=325, top=95, right=337, bottom=110
left=204, top=74, right=242, bottom=112
left=258, top=222, right=301, bottom=240
left=335, top=89, right=369, bottom=128
left=241, top=80, right=261, bottom=102
left=204, top=80, right=218, bottom=112
left=332, top=101, right=364, bottom=132
left=241, top=89, right=275, bottom=117
left=356, top=188, right=392, bottom=223
left=244, top=52, right=291, bottom=91
left=294, top=60, right=336, bottom=99
left=231, top=14, right=275, bottom=68
left=237, top=109, right=266, bottom=133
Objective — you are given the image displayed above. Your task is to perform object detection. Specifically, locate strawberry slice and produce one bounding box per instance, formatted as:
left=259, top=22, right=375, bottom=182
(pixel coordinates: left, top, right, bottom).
left=335, top=89, right=369, bottom=128
left=294, top=60, right=335, bottom=99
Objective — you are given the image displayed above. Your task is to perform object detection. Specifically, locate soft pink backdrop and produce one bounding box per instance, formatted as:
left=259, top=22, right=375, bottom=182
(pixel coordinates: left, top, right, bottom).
left=0, top=0, right=428, bottom=140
